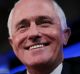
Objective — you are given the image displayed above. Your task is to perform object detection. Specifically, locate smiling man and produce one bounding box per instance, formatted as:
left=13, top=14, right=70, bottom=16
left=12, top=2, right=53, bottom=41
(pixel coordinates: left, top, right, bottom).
left=7, top=0, right=71, bottom=74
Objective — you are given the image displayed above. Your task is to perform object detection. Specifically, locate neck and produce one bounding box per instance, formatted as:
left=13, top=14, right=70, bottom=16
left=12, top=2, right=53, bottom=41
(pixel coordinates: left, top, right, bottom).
left=27, top=62, right=62, bottom=74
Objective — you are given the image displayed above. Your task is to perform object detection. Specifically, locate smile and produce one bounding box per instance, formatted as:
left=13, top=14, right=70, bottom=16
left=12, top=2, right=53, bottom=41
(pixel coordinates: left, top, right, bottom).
left=24, top=42, right=50, bottom=50
left=30, top=44, right=44, bottom=50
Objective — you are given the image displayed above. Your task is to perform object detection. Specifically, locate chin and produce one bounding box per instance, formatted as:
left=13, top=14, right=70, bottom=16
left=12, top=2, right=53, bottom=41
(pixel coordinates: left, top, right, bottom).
left=22, top=57, right=48, bottom=67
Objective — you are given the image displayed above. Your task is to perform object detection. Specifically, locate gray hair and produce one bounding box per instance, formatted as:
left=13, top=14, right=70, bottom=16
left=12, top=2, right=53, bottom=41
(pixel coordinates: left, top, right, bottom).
left=7, top=0, right=68, bottom=37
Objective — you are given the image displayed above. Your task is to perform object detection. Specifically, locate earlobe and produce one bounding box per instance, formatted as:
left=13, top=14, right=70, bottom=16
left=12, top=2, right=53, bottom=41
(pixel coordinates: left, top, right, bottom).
left=63, top=28, right=71, bottom=45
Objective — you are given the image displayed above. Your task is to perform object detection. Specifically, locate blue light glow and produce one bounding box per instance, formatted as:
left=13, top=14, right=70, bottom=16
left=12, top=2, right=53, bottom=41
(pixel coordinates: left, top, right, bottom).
left=10, top=65, right=26, bottom=74
left=64, top=42, right=80, bottom=58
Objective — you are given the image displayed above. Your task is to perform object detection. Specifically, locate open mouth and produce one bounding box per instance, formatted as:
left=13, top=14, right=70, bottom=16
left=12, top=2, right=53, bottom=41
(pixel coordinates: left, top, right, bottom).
left=24, top=42, right=50, bottom=50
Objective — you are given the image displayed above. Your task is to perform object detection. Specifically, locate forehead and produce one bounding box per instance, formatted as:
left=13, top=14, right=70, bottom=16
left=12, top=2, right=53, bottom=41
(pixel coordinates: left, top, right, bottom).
left=15, top=0, right=53, bottom=10
left=12, top=0, right=58, bottom=25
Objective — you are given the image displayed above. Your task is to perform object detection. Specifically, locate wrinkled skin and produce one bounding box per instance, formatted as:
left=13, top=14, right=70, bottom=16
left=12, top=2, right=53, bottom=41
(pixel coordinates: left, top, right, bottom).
left=9, top=0, right=70, bottom=73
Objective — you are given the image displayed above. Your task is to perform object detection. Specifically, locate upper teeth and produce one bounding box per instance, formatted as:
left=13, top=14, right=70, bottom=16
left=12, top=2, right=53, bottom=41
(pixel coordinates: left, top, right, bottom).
left=30, top=44, right=44, bottom=50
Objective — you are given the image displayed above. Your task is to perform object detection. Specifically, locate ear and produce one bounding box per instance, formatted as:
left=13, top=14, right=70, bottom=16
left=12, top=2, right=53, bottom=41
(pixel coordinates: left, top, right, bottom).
left=8, top=37, right=13, bottom=48
left=63, top=27, right=71, bottom=45
left=8, top=37, right=17, bottom=55
left=8, top=37, right=16, bottom=52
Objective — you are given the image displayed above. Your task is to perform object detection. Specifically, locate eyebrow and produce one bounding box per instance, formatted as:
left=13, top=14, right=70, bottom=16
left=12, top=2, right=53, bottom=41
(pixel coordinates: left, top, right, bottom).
left=18, top=19, right=28, bottom=25
left=35, top=16, right=53, bottom=20
left=15, top=16, right=53, bottom=28
left=15, top=19, right=29, bottom=28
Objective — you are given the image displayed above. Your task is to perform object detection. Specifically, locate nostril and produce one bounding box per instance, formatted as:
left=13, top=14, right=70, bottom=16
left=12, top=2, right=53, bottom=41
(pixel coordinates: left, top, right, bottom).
left=29, top=35, right=41, bottom=43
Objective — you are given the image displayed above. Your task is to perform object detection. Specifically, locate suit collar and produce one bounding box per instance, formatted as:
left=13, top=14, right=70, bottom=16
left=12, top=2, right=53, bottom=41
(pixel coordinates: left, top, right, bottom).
left=61, top=61, right=71, bottom=74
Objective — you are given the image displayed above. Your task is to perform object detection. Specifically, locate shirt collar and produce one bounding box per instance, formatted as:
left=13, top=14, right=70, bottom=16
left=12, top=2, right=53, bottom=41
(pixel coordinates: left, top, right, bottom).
left=50, top=63, right=63, bottom=74
left=27, top=63, right=63, bottom=74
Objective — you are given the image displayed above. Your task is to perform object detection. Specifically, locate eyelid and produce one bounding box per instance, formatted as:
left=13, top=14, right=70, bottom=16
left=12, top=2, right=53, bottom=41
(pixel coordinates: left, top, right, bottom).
left=19, top=19, right=30, bottom=25
left=16, top=19, right=30, bottom=29
left=43, top=19, right=53, bottom=23
left=36, top=19, right=53, bottom=25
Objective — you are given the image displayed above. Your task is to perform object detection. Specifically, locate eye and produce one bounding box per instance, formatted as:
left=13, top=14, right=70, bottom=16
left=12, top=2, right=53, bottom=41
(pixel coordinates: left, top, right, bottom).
left=17, top=19, right=30, bottom=30
left=36, top=16, right=53, bottom=27
left=38, top=19, right=53, bottom=27
left=41, top=19, right=53, bottom=24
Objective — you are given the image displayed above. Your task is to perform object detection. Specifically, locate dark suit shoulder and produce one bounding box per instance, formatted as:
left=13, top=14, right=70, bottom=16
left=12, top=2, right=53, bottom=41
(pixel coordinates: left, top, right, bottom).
left=62, top=57, right=80, bottom=74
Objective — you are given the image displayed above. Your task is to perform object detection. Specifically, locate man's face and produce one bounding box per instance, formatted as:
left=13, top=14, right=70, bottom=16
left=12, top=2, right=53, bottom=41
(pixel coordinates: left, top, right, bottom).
left=9, top=0, right=68, bottom=67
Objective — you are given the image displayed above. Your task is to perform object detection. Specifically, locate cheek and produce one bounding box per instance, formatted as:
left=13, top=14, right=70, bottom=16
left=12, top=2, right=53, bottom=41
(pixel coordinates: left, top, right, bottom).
left=12, top=36, right=27, bottom=62
left=40, top=28, right=64, bottom=53
left=11, top=33, right=28, bottom=57
left=40, top=28, right=63, bottom=51
left=12, top=32, right=27, bottom=48
left=39, top=27, right=57, bottom=34
left=40, top=27, right=62, bottom=41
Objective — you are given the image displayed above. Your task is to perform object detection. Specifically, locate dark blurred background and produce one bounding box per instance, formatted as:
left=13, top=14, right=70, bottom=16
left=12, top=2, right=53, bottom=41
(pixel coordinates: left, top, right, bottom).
left=0, top=0, right=80, bottom=73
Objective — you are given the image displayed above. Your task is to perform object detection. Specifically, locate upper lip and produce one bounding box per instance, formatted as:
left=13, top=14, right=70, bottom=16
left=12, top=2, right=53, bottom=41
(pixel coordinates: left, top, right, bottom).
left=24, top=42, right=50, bottom=50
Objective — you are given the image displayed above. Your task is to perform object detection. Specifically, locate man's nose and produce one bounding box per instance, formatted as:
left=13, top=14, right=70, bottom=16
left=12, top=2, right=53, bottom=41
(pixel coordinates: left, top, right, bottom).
left=27, top=22, right=41, bottom=42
